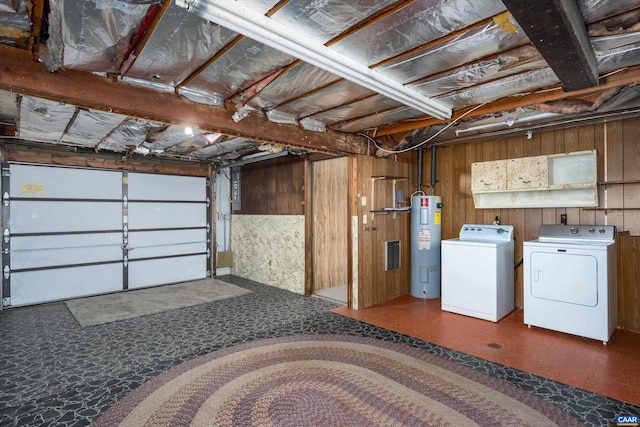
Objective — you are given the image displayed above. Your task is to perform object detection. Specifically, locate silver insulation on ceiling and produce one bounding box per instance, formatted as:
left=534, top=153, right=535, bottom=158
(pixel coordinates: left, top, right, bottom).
left=43, top=0, right=156, bottom=72
left=122, top=1, right=237, bottom=87
left=330, top=0, right=507, bottom=66
left=4, top=0, right=640, bottom=162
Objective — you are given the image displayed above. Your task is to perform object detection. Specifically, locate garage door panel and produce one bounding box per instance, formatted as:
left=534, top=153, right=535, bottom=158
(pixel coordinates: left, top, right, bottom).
left=128, top=173, right=205, bottom=201
left=127, top=202, right=206, bottom=229
left=3, top=164, right=209, bottom=308
left=128, top=229, right=206, bottom=259
left=10, top=264, right=123, bottom=307
left=11, top=233, right=123, bottom=251
left=10, top=164, right=122, bottom=200
left=128, top=255, right=206, bottom=289
left=11, top=200, right=122, bottom=233
left=11, top=247, right=122, bottom=270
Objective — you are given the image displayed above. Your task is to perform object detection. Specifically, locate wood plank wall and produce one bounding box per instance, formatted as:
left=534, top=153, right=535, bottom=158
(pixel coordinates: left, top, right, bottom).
left=312, top=157, right=349, bottom=292
left=355, top=155, right=416, bottom=308
left=424, top=117, right=640, bottom=331
left=618, top=235, right=640, bottom=333
left=234, top=156, right=305, bottom=215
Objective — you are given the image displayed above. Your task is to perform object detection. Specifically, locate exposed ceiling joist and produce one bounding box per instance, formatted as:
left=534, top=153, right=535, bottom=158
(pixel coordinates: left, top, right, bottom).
left=502, top=0, right=599, bottom=91
left=175, top=0, right=452, bottom=120
left=375, top=66, right=640, bottom=136
left=0, top=45, right=367, bottom=155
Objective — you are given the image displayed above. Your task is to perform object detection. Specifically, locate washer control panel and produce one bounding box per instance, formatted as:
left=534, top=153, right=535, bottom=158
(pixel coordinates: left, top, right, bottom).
left=459, top=224, right=514, bottom=242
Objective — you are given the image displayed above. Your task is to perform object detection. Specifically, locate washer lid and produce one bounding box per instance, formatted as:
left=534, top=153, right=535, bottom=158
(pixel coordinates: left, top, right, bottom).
left=538, top=224, right=616, bottom=244
left=459, top=224, right=514, bottom=242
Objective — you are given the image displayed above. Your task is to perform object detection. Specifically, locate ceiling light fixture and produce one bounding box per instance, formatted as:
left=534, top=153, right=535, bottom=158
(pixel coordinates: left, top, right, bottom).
left=176, top=0, right=452, bottom=120
left=221, top=150, right=289, bottom=168
left=454, top=112, right=558, bottom=136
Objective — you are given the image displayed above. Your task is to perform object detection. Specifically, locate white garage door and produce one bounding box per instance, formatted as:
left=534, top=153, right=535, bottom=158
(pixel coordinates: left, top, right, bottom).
left=2, top=164, right=210, bottom=307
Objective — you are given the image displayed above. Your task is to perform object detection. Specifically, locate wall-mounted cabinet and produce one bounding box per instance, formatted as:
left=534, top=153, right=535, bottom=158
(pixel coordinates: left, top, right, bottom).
left=472, top=150, right=597, bottom=209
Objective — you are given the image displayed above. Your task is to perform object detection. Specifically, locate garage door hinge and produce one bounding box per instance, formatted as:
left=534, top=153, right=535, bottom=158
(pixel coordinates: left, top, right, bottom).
left=2, top=297, right=10, bottom=307
left=2, top=192, right=9, bottom=206
left=3, top=265, right=9, bottom=279
left=1, top=167, right=10, bottom=176
left=3, top=228, right=9, bottom=244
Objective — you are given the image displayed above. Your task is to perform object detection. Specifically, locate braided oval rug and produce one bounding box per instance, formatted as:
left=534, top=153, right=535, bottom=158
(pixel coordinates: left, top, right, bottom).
left=94, top=335, right=582, bottom=426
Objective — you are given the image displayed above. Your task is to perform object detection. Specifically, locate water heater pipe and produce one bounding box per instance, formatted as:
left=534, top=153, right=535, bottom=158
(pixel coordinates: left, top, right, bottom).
left=431, top=146, right=437, bottom=190
left=417, top=148, right=423, bottom=192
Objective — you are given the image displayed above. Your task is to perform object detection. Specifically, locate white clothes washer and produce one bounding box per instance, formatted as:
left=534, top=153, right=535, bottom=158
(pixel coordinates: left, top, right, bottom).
left=441, top=224, right=514, bottom=322
left=524, top=224, right=617, bottom=344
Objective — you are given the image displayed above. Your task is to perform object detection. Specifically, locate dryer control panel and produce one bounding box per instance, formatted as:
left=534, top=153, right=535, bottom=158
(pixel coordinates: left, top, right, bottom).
left=538, top=224, right=616, bottom=244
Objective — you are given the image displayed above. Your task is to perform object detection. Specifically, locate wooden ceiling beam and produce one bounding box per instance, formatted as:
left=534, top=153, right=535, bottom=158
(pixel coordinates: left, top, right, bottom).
left=0, top=45, right=367, bottom=155
left=375, top=66, right=640, bottom=137
left=502, top=0, right=598, bottom=91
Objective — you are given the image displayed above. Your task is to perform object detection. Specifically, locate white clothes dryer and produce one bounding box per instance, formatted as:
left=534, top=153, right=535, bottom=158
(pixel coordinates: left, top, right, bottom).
left=523, top=224, right=617, bottom=344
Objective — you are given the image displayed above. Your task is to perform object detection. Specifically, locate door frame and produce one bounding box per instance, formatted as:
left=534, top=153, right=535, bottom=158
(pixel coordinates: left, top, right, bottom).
left=305, top=155, right=353, bottom=307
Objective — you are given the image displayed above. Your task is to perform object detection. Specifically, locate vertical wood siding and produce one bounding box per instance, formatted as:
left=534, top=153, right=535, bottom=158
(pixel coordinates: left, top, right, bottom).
left=428, top=117, right=640, bottom=330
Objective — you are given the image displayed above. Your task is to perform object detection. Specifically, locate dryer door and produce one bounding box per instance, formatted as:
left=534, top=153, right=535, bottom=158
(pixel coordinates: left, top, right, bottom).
left=529, top=251, right=598, bottom=306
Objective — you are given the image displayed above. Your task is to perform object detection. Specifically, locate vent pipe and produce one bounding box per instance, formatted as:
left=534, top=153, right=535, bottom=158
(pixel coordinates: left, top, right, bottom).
left=417, top=148, right=423, bottom=192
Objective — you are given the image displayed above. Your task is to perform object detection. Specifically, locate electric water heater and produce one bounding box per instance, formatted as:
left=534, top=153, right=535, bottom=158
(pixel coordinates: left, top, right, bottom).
left=410, top=195, right=442, bottom=298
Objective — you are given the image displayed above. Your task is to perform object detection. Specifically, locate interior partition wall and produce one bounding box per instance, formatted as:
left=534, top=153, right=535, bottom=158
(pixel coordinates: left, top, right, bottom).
left=1, top=163, right=211, bottom=307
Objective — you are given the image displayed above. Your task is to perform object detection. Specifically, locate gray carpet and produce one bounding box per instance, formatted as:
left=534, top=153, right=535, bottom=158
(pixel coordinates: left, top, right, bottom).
left=65, top=278, right=252, bottom=327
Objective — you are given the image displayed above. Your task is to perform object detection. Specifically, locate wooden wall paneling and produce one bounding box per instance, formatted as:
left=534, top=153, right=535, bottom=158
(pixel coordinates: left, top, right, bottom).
left=618, top=235, right=640, bottom=333
left=348, top=156, right=358, bottom=308
left=311, top=157, right=349, bottom=292
left=355, top=155, right=416, bottom=308
left=388, top=159, right=405, bottom=301
left=592, top=124, right=606, bottom=225
left=475, top=142, right=485, bottom=224
left=397, top=161, right=412, bottom=299
left=540, top=130, right=558, bottom=225
left=481, top=140, right=498, bottom=225
left=370, top=156, right=382, bottom=308
left=406, top=162, right=416, bottom=296
left=511, top=205, right=526, bottom=308
left=439, top=145, right=455, bottom=239
left=552, top=128, right=568, bottom=223
left=304, top=158, right=312, bottom=296
left=420, top=147, right=432, bottom=193
left=563, top=127, right=581, bottom=224
left=605, top=121, right=624, bottom=231
left=451, top=144, right=467, bottom=237
left=506, top=135, right=525, bottom=307
left=358, top=155, right=374, bottom=308
left=524, top=131, right=543, bottom=236
left=522, top=132, right=542, bottom=308
left=623, top=118, right=640, bottom=234
left=386, top=159, right=403, bottom=301
left=464, top=143, right=477, bottom=224
left=497, top=139, right=511, bottom=227
left=578, top=125, right=597, bottom=224
left=238, top=156, right=305, bottom=215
